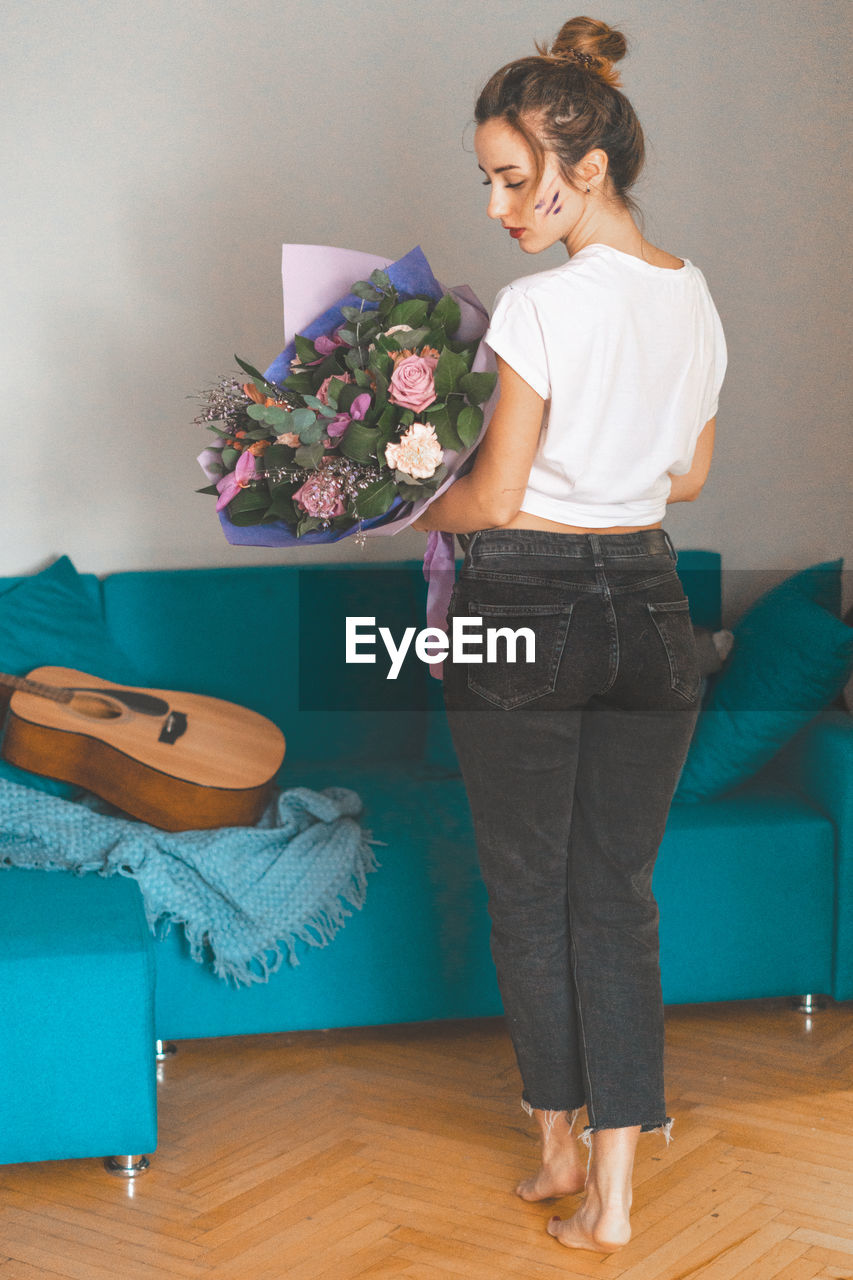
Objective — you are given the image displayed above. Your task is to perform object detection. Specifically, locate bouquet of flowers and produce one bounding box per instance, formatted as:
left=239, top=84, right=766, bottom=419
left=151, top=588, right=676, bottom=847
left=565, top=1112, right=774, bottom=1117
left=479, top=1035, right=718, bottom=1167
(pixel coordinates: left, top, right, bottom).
left=195, top=246, right=497, bottom=675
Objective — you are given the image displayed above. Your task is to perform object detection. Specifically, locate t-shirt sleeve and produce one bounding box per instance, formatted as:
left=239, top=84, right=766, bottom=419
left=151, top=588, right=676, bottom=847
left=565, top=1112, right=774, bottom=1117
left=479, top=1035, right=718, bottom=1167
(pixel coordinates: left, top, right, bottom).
left=483, top=286, right=550, bottom=400
left=702, top=298, right=728, bottom=422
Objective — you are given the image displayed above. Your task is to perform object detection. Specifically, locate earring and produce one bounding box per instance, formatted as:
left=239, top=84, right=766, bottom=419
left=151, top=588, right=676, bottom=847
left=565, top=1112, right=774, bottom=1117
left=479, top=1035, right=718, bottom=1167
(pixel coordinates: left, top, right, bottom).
left=586, top=185, right=591, bottom=192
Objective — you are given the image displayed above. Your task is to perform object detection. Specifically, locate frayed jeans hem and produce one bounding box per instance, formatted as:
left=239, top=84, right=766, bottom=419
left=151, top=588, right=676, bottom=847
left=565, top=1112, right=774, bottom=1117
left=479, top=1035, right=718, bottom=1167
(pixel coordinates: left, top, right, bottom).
left=579, top=1116, right=674, bottom=1146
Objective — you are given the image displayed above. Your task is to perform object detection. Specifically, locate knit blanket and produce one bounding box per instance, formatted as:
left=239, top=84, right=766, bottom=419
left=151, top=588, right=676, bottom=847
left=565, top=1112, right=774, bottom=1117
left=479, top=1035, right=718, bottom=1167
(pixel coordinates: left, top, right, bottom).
left=0, top=778, right=382, bottom=987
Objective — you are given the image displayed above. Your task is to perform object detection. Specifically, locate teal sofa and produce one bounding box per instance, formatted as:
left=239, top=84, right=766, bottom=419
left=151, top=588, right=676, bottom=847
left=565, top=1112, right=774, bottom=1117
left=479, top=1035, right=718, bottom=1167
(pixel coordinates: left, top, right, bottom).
left=0, top=549, right=851, bottom=1169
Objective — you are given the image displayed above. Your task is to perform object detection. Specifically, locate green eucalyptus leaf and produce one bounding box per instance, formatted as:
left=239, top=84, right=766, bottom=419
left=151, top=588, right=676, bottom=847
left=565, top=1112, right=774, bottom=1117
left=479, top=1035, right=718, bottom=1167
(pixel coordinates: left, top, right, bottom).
left=457, top=404, right=484, bottom=446
left=283, top=371, right=316, bottom=394
left=388, top=298, right=429, bottom=328
left=396, top=482, right=426, bottom=502
left=294, top=334, right=320, bottom=365
left=291, top=407, right=317, bottom=432
left=393, top=468, right=426, bottom=486
left=298, top=418, right=327, bottom=445
left=229, top=508, right=269, bottom=527
left=262, top=406, right=291, bottom=426
left=431, top=292, right=462, bottom=336
left=426, top=405, right=457, bottom=449
left=396, top=326, right=430, bottom=349
left=297, top=514, right=325, bottom=536
left=339, top=420, right=380, bottom=463
left=228, top=487, right=269, bottom=516
left=294, top=442, right=325, bottom=468
left=353, top=477, right=397, bottom=519
left=448, top=340, right=475, bottom=368
left=377, top=401, right=399, bottom=434
left=221, top=446, right=240, bottom=470
left=266, top=489, right=298, bottom=521
left=369, top=268, right=392, bottom=292
left=234, top=356, right=281, bottom=397
left=461, top=371, right=498, bottom=406
left=368, top=349, right=393, bottom=378
left=352, top=281, right=382, bottom=302
left=433, top=346, right=469, bottom=398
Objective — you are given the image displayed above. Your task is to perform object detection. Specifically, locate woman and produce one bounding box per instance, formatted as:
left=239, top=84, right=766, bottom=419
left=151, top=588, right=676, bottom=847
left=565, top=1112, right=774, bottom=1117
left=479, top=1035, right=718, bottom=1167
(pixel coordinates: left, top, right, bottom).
left=412, top=15, right=727, bottom=1255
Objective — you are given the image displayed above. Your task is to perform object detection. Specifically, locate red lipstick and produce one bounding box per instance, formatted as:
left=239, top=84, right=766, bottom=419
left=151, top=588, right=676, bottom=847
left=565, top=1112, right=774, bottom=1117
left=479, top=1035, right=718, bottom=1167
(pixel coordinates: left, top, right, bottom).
left=508, top=228, right=525, bottom=239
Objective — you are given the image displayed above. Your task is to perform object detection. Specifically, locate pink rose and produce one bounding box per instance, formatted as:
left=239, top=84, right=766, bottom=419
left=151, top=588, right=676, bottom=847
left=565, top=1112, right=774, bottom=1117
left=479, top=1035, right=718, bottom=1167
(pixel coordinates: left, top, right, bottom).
left=316, top=372, right=352, bottom=406
left=388, top=354, right=438, bottom=413
left=292, top=472, right=347, bottom=519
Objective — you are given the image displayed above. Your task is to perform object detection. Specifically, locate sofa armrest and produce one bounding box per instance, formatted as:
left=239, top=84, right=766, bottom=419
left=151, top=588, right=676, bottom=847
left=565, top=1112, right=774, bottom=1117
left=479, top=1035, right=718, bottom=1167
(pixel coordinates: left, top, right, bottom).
left=767, top=707, right=853, bottom=999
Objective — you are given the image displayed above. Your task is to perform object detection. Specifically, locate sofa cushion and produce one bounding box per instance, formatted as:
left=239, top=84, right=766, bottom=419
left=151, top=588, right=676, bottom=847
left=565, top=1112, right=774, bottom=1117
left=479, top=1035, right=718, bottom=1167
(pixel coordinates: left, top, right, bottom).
left=675, top=559, right=853, bottom=803
left=0, top=557, right=138, bottom=796
left=656, top=776, right=834, bottom=1002
left=150, top=761, right=501, bottom=1039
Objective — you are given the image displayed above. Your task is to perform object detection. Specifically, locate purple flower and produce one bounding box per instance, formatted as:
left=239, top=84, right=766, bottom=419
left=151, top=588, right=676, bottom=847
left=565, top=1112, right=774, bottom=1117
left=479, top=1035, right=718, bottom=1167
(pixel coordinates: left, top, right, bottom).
left=215, top=448, right=257, bottom=512
left=314, top=331, right=350, bottom=355
left=324, top=393, right=372, bottom=441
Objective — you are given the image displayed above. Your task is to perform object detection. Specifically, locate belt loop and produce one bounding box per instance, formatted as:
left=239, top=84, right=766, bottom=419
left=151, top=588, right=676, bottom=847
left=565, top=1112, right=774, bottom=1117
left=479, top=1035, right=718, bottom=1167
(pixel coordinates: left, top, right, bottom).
left=663, top=529, right=678, bottom=563
left=463, top=529, right=482, bottom=564
left=587, top=532, right=605, bottom=568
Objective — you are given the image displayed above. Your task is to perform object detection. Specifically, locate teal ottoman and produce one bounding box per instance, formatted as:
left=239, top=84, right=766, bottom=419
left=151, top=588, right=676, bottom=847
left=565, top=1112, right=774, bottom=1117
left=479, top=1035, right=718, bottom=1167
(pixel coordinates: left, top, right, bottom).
left=0, top=867, right=158, bottom=1171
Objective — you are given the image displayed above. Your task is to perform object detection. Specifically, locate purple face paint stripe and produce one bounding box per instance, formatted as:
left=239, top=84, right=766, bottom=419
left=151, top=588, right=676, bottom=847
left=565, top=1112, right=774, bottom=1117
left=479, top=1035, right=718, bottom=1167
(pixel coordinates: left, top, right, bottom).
left=553, top=205, right=563, bottom=215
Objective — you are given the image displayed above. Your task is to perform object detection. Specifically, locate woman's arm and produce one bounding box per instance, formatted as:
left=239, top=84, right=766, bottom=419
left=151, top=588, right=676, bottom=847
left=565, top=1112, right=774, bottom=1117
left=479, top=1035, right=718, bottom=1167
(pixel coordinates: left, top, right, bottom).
left=411, top=355, right=545, bottom=532
left=667, top=417, right=716, bottom=503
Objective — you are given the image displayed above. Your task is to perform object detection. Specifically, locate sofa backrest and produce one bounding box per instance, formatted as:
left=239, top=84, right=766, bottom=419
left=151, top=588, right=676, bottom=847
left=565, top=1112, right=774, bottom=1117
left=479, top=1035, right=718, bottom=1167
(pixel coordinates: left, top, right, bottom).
left=100, top=560, right=432, bottom=768
left=671, top=550, right=722, bottom=629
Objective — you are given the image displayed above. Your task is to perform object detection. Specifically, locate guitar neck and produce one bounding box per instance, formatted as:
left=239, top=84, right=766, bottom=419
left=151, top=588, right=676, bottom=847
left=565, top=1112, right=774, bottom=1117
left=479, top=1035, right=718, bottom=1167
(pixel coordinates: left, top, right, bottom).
left=0, top=672, right=74, bottom=705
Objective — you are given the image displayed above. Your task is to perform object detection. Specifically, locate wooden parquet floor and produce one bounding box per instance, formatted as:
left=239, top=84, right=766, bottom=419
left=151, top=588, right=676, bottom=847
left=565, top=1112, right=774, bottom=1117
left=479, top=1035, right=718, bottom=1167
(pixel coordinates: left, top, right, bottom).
left=1, top=998, right=852, bottom=1280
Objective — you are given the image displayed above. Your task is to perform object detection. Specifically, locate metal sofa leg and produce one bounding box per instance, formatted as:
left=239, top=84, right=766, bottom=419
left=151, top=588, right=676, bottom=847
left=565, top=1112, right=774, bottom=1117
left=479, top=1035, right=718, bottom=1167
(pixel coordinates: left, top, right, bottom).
left=790, top=993, right=828, bottom=1013
left=104, top=1154, right=150, bottom=1176
left=155, top=1039, right=177, bottom=1060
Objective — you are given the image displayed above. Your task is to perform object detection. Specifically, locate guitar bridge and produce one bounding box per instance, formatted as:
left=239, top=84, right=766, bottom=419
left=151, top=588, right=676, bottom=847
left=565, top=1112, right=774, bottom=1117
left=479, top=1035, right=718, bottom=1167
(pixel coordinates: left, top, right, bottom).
left=158, top=711, right=188, bottom=744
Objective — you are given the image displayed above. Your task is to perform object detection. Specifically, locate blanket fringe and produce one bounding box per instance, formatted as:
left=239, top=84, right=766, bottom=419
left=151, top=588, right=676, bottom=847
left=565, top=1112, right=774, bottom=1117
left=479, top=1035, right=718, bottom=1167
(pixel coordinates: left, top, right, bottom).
left=145, top=832, right=382, bottom=988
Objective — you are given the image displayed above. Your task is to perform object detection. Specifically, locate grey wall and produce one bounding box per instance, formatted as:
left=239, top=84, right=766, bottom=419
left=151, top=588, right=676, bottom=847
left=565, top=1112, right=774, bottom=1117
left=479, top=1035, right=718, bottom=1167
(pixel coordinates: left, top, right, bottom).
left=3, top=1, right=850, bottom=620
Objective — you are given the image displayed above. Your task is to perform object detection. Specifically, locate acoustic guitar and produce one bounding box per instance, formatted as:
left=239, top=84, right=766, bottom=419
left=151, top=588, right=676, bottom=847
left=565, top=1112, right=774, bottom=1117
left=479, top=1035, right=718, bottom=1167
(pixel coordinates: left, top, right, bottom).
left=0, top=666, right=286, bottom=831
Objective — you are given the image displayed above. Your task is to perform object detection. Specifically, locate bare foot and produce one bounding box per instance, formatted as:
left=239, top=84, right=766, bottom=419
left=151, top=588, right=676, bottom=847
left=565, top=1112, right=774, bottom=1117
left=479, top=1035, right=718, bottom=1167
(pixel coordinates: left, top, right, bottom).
left=547, top=1195, right=632, bottom=1252
left=515, top=1110, right=587, bottom=1202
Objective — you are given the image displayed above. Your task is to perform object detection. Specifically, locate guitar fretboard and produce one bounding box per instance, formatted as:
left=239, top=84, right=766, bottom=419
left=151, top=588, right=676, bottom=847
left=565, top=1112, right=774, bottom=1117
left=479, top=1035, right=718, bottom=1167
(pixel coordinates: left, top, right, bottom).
left=0, top=672, right=73, bottom=705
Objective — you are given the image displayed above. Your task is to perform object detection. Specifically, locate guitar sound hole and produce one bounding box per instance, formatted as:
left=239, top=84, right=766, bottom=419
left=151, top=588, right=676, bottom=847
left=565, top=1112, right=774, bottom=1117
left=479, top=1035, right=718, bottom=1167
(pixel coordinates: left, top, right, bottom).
left=70, top=694, right=123, bottom=720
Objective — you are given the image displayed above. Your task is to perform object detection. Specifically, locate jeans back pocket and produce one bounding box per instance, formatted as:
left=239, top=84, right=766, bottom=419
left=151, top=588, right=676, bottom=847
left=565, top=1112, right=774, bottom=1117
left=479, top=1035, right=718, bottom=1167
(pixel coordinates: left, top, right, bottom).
left=646, top=599, right=701, bottom=703
left=465, top=600, right=574, bottom=710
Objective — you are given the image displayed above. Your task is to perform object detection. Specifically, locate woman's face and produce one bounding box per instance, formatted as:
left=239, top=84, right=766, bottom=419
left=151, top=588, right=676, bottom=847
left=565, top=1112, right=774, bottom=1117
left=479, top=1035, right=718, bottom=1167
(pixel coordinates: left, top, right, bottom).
left=474, top=117, right=588, bottom=255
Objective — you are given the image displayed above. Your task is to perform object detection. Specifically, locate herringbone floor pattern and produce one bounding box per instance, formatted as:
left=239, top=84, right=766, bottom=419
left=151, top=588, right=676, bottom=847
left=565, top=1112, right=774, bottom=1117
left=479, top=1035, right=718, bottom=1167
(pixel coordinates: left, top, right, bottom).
left=1, top=998, right=851, bottom=1279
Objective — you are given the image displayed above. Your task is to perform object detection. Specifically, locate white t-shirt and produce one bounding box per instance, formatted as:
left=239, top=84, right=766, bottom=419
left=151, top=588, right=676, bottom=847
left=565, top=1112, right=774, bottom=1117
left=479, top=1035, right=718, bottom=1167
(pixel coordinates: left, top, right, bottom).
left=483, top=243, right=728, bottom=527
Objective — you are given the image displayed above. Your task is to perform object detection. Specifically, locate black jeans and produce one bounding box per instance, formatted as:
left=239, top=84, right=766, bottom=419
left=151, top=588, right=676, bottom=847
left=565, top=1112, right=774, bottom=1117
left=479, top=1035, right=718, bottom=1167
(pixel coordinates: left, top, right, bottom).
left=442, top=527, right=701, bottom=1139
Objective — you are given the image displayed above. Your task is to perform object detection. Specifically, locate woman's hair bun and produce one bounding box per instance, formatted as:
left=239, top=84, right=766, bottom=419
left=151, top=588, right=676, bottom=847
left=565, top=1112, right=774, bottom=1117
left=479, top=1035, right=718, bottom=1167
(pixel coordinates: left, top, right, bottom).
left=541, top=15, right=627, bottom=87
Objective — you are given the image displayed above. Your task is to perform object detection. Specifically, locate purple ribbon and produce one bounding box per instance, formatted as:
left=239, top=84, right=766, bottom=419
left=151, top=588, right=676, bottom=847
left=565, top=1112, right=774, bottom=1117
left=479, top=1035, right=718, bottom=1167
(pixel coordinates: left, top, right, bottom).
left=423, top=530, right=457, bottom=680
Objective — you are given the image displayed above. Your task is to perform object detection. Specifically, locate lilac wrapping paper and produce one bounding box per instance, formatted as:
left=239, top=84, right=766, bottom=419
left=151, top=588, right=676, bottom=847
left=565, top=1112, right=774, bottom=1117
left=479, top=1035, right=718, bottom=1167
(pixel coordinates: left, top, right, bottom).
left=204, top=245, right=498, bottom=679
